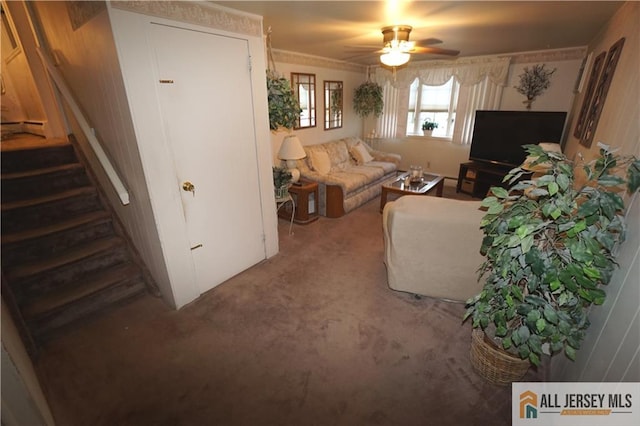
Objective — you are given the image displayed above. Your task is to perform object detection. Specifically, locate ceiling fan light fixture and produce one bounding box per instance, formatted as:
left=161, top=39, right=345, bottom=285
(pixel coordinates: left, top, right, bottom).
left=380, top=50, right=410, bottom=67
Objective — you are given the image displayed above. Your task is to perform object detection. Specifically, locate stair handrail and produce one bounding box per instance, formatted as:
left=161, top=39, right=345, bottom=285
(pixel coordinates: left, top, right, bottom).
left=36, top=47, right=130, bottom=205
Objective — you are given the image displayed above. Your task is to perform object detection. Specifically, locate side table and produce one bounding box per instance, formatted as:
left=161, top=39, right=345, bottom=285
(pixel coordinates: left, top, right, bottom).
left=276, top=193, right=295, bottom=235
left=279, top=179, right=319, bottom=224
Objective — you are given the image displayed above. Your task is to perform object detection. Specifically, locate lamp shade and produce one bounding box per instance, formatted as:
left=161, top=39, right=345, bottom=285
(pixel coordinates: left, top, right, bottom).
left=380, top=50, right=410, bottom=67
left=278, top=135, right=306, bottom=160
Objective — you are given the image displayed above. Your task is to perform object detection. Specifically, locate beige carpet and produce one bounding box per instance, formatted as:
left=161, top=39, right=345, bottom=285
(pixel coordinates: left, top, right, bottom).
left=36, top=189, right=545, bottom=426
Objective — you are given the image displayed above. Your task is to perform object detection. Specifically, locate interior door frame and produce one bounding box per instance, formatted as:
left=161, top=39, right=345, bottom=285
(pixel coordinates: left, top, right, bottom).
left=108, top=5, right=278, bottom=308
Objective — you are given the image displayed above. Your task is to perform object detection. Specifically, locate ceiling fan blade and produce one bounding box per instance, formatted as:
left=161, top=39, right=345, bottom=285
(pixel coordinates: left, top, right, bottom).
left=413, top=46, right=460, bottom=56
left=415, top=37, right=443, bottom=46
left=344, top=44, right=383, bottom=50
left=342, top=52, right=379, bottom=61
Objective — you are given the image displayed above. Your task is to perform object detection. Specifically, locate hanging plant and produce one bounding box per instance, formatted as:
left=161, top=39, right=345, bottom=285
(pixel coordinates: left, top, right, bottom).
left=353, top=81, right=384, bottom=118
left=514, top=64, right=556, bottom=110
left=266, top=70, right=301, bottom=131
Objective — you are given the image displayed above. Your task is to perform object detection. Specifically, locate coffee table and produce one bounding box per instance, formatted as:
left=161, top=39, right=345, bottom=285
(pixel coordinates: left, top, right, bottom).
left=380, top=171, right=445, bottom=212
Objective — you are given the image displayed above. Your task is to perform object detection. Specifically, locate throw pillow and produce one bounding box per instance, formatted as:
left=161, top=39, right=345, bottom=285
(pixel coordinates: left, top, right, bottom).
left=311, top=150, right=331, bottom=175
left=350, top=142, right=374, bottom=165
left=522, top=142, right=562, bottom=172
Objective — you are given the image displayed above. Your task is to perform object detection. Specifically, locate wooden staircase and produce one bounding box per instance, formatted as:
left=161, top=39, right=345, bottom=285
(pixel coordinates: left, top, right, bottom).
left=1, top=134, right=154, bottom=349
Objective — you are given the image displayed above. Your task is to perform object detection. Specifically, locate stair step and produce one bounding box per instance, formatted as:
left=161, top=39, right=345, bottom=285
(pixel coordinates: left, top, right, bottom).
left=5, top=236, right=125, bottom=282
left=1, top=186, right=97, bottom=212
left=23, top=263, right=143, bottom=319
left=1, top=163, right=91, bottom=202
left=1, top=187, right=101, bottom=235
left=1, top=210, right=112, bottom=245
left=1, top=142, right=76, bottom=174
left=1, top=214, right=115, bottom=267
left=1, top=162, right=82, bottom=180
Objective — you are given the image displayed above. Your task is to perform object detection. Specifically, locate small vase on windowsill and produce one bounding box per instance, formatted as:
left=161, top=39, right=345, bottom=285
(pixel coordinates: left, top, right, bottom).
left=422, top=129, right=433, bottom=137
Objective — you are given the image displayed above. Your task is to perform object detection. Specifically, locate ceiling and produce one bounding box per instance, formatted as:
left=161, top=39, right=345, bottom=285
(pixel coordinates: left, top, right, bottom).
left=213, top=1, right=623, bottom=65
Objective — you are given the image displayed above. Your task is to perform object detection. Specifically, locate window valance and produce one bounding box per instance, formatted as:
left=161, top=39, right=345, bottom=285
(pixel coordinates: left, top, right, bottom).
left=374, top=56, right=511, bottom=88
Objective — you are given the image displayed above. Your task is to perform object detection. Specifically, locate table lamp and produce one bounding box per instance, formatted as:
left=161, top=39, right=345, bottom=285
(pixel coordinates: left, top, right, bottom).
left=278, top=134, right=306, bottom=183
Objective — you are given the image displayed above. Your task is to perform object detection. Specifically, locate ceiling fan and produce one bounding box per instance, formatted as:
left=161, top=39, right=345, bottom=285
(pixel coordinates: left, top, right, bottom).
left=347, top=25, right=460, bottom=67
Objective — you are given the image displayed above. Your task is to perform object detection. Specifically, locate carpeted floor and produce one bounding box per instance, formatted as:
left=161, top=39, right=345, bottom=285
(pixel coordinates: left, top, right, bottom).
left=36, top=188, right=545, bottom=426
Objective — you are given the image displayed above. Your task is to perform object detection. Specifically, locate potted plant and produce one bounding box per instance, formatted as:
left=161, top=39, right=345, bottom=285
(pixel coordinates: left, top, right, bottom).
left=272, top=166, right=292, bottom=199
left=267, top=70, right=302, bottom=131
left=463, top=143, right=639, bottom=385
left=353, top=81, right=383, bottom=118
left=421, top=119, right=438, bottom=135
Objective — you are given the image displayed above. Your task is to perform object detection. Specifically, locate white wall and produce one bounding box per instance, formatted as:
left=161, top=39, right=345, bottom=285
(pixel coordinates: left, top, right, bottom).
left=375, top=50, right=585, bottom=182
left=551, top=0, right=640, bottom=382
left=502, top=57, right=583, bottom=113
left=270, top=51, right=366, bottom=163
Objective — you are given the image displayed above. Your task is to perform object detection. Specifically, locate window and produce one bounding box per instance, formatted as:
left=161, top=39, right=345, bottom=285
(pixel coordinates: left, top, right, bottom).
left=291, top=72, right=316, bottom=129
left=406, top=77, right=459, bottom=138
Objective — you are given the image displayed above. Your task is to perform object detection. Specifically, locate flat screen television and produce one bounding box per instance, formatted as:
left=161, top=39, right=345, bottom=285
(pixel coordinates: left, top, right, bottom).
left=469, top=110, right=567, bottom=168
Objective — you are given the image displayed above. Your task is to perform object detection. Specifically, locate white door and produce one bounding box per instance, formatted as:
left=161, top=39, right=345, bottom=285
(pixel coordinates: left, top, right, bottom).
left=150, top=23, right=266, bottom=295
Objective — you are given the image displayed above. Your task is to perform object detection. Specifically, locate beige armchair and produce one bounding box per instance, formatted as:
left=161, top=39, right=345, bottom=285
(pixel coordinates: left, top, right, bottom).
left=382, top=195, right=486, bottom=302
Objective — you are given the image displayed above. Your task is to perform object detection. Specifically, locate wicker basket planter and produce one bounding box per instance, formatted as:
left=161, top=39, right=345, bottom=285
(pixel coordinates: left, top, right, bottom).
left=470, top=328, right=530, bottom=386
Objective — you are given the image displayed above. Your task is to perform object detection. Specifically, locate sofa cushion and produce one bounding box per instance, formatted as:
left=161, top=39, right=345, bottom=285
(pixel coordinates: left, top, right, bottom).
left=367, top=160, right=397, bottom=174
left=342, top=137, right=401, bottom=166
left=324, top=140, right=352, bottom=170
left=350, top=142, right=374, bottom=165
left=310, top=150, right=331, bottom=175
left=304, top=144, right=325, bottom=171
left=328, top=165, right=386, bottom=196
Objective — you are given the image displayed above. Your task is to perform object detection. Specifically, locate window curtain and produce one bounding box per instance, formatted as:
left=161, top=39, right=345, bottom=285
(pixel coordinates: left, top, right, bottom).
left=452, top=76, right=504, bottom=145
left=377, top=80, right=400, bottom=138
left=373, top=56, right=511, bottom=143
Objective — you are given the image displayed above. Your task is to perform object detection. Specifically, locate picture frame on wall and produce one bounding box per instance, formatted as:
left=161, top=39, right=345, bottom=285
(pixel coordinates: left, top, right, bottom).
left=574, top=51, right=592, bottom=94
left=573, top=51, right=605, bottom=139
left=579, top=37, right=626, bottom=148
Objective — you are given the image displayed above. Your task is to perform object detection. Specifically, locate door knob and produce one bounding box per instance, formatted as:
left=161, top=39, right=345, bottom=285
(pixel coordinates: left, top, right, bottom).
left=182, top=181, right=195, bottom=195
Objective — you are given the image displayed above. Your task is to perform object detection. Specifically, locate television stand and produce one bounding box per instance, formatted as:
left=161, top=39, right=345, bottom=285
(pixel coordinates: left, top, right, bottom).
left=456, top=161, right=513, bottom=199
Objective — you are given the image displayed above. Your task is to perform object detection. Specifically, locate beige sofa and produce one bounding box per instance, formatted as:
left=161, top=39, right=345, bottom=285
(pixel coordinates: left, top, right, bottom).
left=382, top=195, right=486, bottom=302
left=298, top=137, right=401, bottom=217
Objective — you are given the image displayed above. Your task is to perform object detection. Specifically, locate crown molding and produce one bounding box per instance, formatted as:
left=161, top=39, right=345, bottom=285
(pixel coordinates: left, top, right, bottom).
left=506, top=47, right=588, bottom=64
left=272, top=49, right=366, bottom=73
left=111, top=1, right=262, bottom=37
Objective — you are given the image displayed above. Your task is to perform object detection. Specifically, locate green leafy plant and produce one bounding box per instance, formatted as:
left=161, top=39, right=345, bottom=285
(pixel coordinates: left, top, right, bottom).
left=464, top=143, right=640, bottom=367
left=353, top=81, right=383, bottom=118
left=267, top=70, right=302, bottom=131
left=272, top=166, right=292, bottom=189
left=421, top=119, right=438, bottom=131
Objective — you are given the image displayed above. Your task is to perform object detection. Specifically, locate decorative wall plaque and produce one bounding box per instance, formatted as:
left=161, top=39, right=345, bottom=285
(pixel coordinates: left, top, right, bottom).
left=573, top=51, right=605, bottom=139
left=579, top=37, right=625, bottom=148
